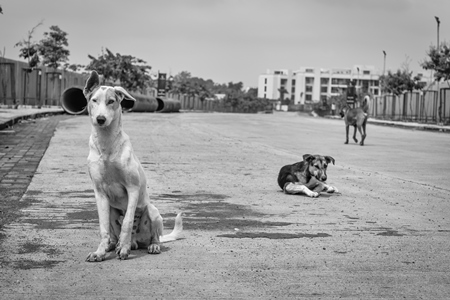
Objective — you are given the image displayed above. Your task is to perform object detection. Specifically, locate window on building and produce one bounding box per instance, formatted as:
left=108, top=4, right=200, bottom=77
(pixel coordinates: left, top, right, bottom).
left=305, top=68, right=314, bottom=73
left=305, top=77, right=314, bottom=84
left=264, top=78, right=267, bottom=84
left=373, top=88, right=379, bottom=95
left=331, top=78, right=347, bottom=85
left=320, top=86, right=328, bottom=93
left=281, top=79, right=287, bottom=85
left=331, top=87, right=340, bottom=93
left=305, top=94, right=312, bottom=101
left=320, top=78, right=329, bottom=85
left=321, top=95, right=328, bottom=102
left=264, top=86, right=267, bottom=92
left=292, top=79, right=296, bottom=85
left=363, top=70, right=370, bottom=75
left=305, top=86, right=313, bottom=92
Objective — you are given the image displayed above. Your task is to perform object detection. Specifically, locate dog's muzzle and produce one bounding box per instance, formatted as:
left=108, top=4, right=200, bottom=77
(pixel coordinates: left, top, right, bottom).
left=96, top=116, right=106, bottom=126
left=314, top=171, right=327, bottom=182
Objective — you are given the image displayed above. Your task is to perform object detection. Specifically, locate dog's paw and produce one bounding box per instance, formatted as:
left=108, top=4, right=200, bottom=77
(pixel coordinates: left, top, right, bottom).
left=86, top=251, right=106, bottom=262
left=327, top=186, right=338, bottom=193
left=131, top=240, right=138, bottom=250
left=148, top=244, right=161, bottom=254
left=308, top=191, right=319, bottom=198
left=115, top=242, right=131, bottom=260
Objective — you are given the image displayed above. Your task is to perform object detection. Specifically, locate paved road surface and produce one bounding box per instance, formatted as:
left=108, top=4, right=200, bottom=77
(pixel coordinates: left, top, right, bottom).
left=0, top=112, right=449, bottom=299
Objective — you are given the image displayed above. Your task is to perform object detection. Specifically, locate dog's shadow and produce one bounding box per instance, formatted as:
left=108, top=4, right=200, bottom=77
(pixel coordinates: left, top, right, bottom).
left=103, top=244, right=176, bottom=261
left=276, top=190, right=341, bottom=198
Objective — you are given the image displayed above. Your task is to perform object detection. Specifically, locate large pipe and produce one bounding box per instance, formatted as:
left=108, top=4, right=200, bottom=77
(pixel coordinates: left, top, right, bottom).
left=130, top=94, right=158, bottom=112
left=61, top=87, right=160, bottom=114
left=61, top=86, right=87, bottom=115
left=156, top=97, right=181, bottom=113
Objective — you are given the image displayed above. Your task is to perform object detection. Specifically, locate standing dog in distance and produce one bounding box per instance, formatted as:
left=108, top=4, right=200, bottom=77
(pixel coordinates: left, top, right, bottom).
left=83, top=71, right=182, bottom=262
left=340, top=97, right=369, bottom=146
left=278, top=154, right=338, bottom=198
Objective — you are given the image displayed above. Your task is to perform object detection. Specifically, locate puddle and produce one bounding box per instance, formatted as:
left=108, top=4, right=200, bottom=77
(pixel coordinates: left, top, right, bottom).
left=217, top=232, right=331, bottom=239
left=18, top=241, right=62, bottom=256
left=376, top=230, right=406, bottom=236
left=66, top=210, right=98, bottom=221
left=156, top=193, right=229, bottom=202
left=13, top=259, right=64, bottom=270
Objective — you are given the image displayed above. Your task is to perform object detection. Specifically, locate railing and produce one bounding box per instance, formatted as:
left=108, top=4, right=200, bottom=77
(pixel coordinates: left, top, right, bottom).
left=369, top=89, right=450, bottom=125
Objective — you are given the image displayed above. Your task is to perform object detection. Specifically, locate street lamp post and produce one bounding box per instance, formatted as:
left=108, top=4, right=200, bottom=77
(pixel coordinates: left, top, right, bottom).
left=435, top=16, right=440, bottom=49
left=382, top=50, right=386, bottom=95
left=435, top=16, right=441, bottom=123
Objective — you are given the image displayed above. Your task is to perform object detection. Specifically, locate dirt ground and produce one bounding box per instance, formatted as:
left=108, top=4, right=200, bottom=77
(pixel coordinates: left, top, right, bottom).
left=0, top=111, right=449, bottom=299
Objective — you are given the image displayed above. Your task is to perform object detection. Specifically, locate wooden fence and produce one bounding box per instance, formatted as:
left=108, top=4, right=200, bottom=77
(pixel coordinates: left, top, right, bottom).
left=369, top=87, right=450, bottom=124
left=0, top=57, right=87, bottom=107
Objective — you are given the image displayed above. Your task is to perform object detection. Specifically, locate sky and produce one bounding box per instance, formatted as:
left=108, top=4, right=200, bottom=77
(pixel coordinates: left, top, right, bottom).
left=0, top=0, right=448, bottom=87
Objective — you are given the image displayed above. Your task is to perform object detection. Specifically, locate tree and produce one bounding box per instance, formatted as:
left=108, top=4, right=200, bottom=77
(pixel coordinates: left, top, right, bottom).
left=14, top=20, right=44, bottom=70
left=38, top=25, right=70, bottom=69
left=421, top=42, right=450, bottom=84
left=85, top=48, right=151, bottom=92
left=172, top=71, right=215, bottom=100
left=379, top=69, right=425, bottom=96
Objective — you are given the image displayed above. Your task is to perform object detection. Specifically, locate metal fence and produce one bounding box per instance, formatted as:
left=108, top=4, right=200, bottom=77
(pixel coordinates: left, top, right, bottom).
left=369, top=88, right=450, bottom=124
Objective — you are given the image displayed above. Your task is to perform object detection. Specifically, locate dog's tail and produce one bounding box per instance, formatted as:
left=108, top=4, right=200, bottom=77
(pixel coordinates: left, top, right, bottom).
left=160, top=212, right=183, bottom=243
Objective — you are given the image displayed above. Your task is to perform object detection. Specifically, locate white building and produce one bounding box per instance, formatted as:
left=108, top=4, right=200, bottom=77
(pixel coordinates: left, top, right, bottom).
left=258, top=65, right=381, bottom=105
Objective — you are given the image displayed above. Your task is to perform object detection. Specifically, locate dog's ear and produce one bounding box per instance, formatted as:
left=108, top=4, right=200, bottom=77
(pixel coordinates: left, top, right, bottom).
left=84, top=71, right=100, bottom=98
left=302, top=154, right=315, bottom=163
left=113, top=86, right=136, bottom=102
left=324, top=156, right=335, bottom=165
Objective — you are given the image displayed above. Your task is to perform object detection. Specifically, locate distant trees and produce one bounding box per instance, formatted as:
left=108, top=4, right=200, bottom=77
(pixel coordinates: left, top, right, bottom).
left=15, top=23, right=71, bottom=71
left=14, top=20, right=44, bottom=70
left=172, top=71, right=215, bottom=100
left=421, top=42, right=450, bottom=84
left=38, top=25, right=70, bottom=69
left=171, top=70, right=270, bottom=112
left=380, top=69, right=425, bottom=96
left=85, top=48, right=152, bottom=92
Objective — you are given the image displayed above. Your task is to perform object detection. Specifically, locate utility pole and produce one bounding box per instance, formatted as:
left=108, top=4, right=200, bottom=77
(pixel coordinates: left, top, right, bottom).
left=382, top=50, right=386, bottom=94
left=435, top=16, right=441, bottom=124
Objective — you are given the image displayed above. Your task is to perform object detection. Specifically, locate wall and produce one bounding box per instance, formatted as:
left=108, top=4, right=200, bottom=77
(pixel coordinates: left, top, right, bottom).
left=0, top=57, right=87, bottom=107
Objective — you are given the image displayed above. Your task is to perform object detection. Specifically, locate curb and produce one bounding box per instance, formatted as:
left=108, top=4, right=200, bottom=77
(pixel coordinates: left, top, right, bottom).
left=367, top=120, right=450, bottom=133
left=0, top=110, right=66, bottom=131
left=322, top=115, right=450, bottom=133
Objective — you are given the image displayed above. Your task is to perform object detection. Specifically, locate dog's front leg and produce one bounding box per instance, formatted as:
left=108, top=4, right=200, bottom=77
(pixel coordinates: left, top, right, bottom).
left=284, top=182, right=319, bottom=198
left=147, top=204, right=163, bottom=254
left=352, top=126, right=358, bottom=143
left=115, top=189, right=139, bottom=260
left=345, top=125, right=350, bottom=144
left=86, top=192, right=111, bottom=262
left=313, top=182, right=339, bottom=194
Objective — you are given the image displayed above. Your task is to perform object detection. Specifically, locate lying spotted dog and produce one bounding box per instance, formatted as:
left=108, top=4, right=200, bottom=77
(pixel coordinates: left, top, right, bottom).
left=277, top=154, right=338, bottom=197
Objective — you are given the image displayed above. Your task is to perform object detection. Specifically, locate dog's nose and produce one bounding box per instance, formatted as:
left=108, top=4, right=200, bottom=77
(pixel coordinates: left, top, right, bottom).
left=321, top=175, right=327, bottom=181
left=96, top=116, right=106, bottom=125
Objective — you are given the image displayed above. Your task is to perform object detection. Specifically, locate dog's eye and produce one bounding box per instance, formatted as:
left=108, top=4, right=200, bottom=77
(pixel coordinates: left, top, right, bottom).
left=91, top=98, right=97, bottom=103
left=107, top=99, right=115, bottom=105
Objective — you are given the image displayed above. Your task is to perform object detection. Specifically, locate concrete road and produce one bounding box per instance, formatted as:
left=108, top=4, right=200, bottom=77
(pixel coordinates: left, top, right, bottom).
left=1, top=112, right=449, bottom=299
